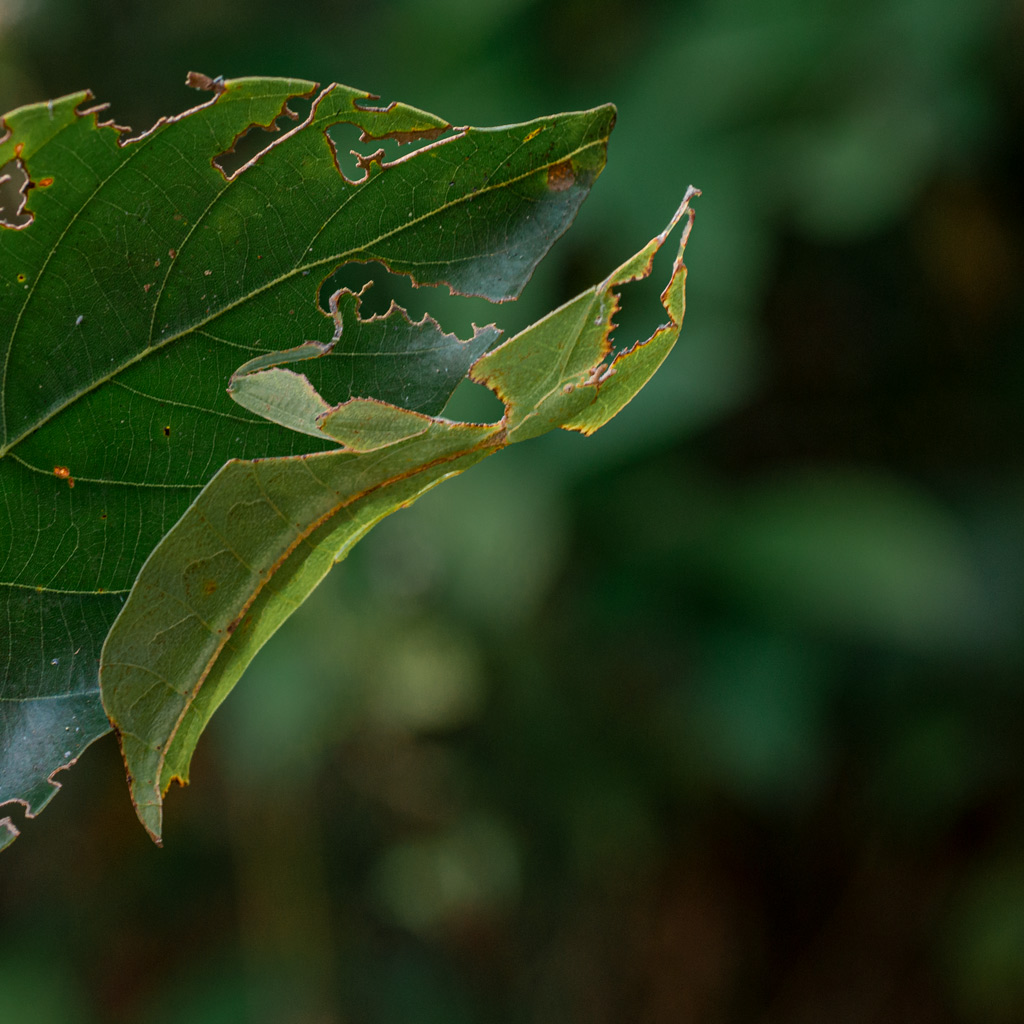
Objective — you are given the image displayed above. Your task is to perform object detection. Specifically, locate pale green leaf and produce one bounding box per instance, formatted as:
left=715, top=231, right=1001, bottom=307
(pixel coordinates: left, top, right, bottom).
left=100, top=190, right=698, bottom=842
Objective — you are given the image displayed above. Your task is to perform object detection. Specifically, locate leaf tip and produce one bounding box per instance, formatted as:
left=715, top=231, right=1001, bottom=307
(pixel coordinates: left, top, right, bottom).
left=0, top=816, right=19, bottom=851
left=136, top=801, right=165, bottom=847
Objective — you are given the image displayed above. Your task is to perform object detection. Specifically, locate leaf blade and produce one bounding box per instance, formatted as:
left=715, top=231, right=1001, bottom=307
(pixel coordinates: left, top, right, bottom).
left=0, top=76, right=615, bottom=842
left=99, top=190, right=698, bottom=841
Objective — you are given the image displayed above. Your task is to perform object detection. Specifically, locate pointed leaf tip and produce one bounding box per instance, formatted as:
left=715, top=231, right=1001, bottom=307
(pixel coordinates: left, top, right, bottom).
left=99, top=186, right=697, bottom=842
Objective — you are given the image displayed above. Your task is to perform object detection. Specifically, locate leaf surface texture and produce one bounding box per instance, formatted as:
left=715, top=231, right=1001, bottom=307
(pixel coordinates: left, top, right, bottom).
left=0, top=75, right=616, bottom=842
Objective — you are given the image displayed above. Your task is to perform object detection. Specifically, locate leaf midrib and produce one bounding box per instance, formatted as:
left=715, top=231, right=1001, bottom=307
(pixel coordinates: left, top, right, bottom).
left=0, top=580, right=131, bottom=594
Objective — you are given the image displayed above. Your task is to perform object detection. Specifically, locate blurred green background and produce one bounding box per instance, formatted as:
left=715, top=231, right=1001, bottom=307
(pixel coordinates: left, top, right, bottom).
left=2, top=0, right=1023, bottom=1020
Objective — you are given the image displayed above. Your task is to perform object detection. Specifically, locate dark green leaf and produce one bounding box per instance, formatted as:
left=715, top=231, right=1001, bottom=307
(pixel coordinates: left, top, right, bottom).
left=0, top=74, right=615, bottom=844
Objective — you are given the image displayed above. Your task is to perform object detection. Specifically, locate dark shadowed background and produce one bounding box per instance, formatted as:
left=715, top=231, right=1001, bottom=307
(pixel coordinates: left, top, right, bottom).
left=2, top=0, right=1023, bottom=1021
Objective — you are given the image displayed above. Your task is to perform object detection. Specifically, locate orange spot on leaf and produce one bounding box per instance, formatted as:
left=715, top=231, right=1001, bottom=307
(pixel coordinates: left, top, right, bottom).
left=547, top=161, right=576, bottom=192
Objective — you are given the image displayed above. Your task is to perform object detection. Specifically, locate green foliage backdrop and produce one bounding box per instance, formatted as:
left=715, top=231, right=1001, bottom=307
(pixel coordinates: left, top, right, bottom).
left=1, top=0, right=1022, bottom=1022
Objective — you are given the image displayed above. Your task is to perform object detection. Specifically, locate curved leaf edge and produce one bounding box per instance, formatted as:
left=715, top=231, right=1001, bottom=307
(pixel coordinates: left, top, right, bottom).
left=0, top=78, right=617, bottom=848
left=99, top=188, right=699, bottom=844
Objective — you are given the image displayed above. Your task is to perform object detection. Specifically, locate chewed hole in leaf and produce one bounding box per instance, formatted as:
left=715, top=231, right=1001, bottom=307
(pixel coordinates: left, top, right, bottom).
left=324, top=123, right=398, bottom=184
left=319, top=260, right=409, bottom=319
left=442, top=374, right=507, bottom=424
left=604, top=233, right=683, bottom=358
left=318, top=259, right=510, bottom=347
left=352, top=92, right=395, bottom=113
left=2, top=77, right=635, bottom=848
left=324, top=121, right=458, bottom=185
left=71, top=72, right=223, bottom=143
left=0, top=157, right=33, bottom=229
left=214, top=92, right=314, bottom=178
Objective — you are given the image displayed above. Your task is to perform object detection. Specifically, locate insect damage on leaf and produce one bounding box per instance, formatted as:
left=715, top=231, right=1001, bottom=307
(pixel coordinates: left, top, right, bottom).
left=99, top=188, right=698, bottom=845
left=228, top=281, right=501, bottom=439
left=212, top=84, right=312, bottom=180
left=0, top=71, right=685, bottom=852
left=0, top=156, right=33, bottom=229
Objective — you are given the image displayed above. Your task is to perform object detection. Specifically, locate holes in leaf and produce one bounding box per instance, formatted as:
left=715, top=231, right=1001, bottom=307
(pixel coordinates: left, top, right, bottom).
left=442, top=374, right=506, bottom=423
left=352, top=93, right=395, bottom=114
left=324, top=121, right=457, bottom=185
left=555, top=229, right=679, bottom=361
left=606, top=242, right=680, bottom=358
left=214, top=93, right=314, bottom=179
left=318, top=261, right=418, bottom=320
left=0, top=157, right=33, bottom=229
left=315, top=260, right=507, bottom=423
left=324, top=123, right=388, bottom=185
left=318, top=259, right=506, bottom=345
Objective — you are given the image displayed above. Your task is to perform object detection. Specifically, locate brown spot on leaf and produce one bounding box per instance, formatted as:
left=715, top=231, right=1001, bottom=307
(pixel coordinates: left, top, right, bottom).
left=547, top=160, right=576, bottom=192
left=203, top=580, right=218, bottom=595
left=53, top=465, right=75, bottom=488
left=163, top=425, right=171, bottom=437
